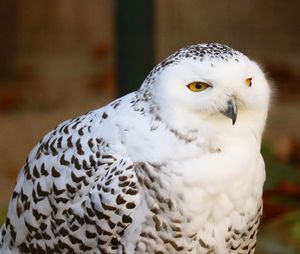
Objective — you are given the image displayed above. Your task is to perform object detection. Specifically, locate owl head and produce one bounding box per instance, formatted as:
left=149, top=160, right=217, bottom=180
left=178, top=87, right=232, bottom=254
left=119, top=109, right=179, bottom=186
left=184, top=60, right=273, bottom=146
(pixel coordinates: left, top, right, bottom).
left=143, top=43, right=271, bottom=140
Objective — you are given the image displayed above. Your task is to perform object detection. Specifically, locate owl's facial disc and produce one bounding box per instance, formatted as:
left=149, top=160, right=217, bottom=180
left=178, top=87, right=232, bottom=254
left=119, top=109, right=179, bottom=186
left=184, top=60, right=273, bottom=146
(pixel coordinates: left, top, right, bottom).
left=221, top=97, right=237, bottom=125
left=146, top=43, right=271, bottom=134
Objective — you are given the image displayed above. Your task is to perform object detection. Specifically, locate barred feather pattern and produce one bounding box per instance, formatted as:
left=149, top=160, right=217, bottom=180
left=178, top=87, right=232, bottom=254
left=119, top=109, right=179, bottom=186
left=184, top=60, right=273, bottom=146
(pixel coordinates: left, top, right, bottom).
left=0, top=43, right=269, bottom=254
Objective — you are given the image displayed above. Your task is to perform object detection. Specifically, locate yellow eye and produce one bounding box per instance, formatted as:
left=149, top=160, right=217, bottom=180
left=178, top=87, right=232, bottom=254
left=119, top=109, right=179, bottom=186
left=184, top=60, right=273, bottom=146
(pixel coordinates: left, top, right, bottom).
left=246, top=78, right=252, bottom=87
left=187, top=82, right=210, bottom=92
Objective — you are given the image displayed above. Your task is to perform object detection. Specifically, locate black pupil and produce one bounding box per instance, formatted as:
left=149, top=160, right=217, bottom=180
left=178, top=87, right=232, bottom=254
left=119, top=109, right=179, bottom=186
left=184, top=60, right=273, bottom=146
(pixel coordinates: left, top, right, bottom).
left=195, top=83, right=202, bottom=89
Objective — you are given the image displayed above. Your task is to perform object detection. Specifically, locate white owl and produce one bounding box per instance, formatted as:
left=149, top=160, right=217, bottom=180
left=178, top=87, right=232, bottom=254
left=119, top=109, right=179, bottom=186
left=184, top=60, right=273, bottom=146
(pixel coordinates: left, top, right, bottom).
left=0, top=43, right=270, bottom=253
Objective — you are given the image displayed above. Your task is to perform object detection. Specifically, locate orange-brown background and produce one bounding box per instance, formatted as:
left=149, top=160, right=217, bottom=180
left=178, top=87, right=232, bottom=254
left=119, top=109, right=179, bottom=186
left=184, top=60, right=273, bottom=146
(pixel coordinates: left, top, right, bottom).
left=0, top=1, right=299, bottom=253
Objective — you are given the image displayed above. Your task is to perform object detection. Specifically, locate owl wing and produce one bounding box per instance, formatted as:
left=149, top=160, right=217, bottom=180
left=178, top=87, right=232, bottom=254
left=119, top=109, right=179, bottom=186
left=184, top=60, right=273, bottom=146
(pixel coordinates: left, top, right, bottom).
left=0, top=112, right=141, bottom=253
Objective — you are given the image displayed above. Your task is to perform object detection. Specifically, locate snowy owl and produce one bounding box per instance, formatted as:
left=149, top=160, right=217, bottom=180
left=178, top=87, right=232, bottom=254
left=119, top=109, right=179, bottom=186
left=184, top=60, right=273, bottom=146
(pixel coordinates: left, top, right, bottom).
left=0, top=43, right=270, bottom=253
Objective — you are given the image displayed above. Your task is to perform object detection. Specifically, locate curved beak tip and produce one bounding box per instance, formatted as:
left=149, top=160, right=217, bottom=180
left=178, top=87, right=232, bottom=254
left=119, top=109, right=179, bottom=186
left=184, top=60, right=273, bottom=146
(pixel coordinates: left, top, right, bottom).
left=221, top=97, right=238, bottom=125
left=232, top=115, right=237, bottom=125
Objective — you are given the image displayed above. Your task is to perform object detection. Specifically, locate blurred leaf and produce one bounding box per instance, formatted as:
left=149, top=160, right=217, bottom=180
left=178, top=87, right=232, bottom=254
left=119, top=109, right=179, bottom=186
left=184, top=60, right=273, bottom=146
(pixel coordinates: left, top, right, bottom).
left=88, top=71, right=116, bottom=95
left=262, top=143, right=300, bottom=190
left=261, top=142, right=300, bottom=223
left=257, top=211, right=300, bottom=254
left=0, top=207, right=7, bottom=225
left=273, top=137, right=300, bottom=165
left=91, top=43, right=111, bottom=61
left=0, top=85, right=24, bottom=113
left=292, top=220, right=300, bottom=240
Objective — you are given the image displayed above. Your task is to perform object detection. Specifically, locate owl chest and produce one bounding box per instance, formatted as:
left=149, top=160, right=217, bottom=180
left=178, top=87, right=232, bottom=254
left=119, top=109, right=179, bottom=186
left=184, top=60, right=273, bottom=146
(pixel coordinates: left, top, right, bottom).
left=174, top=181, right=262, bottom=253
left=133, top=162, right=263, bottom=253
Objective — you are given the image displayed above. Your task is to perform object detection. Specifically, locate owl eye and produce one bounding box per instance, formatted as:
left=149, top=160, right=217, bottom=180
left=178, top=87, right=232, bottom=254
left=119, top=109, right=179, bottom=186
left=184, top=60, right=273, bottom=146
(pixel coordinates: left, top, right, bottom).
left=245, top=78, right=252, bottom=87
left=187, top=82, right=210, bottom=92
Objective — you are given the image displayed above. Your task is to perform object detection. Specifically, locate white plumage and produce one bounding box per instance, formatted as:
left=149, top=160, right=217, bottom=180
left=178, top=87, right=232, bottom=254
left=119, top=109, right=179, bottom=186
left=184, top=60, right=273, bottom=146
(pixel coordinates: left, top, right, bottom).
left=0, top=43, right=270, bottom=253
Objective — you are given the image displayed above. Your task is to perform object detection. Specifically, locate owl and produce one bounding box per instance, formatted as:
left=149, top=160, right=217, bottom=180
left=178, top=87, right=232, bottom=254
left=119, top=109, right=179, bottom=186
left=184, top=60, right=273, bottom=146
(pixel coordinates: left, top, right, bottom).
left=0, top=43, right=270, bottom=253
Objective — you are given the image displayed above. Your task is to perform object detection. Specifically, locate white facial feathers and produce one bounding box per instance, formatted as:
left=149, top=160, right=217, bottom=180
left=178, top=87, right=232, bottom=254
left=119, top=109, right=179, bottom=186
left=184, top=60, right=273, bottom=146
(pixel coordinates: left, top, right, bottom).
left=145, top=43, right=270, bottom=138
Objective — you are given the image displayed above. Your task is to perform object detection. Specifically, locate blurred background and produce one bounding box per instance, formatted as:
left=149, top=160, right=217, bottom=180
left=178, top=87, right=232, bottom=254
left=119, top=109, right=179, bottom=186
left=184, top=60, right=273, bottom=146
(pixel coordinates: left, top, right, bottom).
left=0, top=1, right=299, bottom=253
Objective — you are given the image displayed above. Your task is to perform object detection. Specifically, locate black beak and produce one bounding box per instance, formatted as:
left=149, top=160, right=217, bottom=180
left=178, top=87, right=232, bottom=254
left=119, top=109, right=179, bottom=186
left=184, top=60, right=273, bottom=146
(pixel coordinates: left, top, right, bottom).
left=221, top=97, right=237, bottom=125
